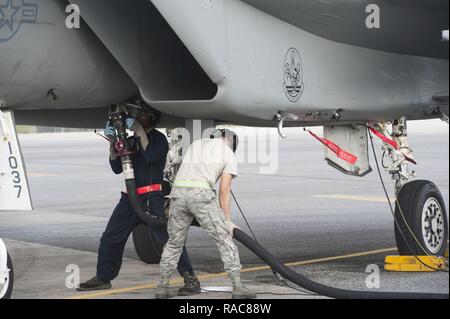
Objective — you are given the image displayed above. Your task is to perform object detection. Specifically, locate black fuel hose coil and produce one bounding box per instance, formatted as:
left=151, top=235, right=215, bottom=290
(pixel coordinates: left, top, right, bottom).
left=127, top=183, right=448, bottom=299
left=233, top=229, right=448, bottom=299
left=125, top=179, right=167, bottom=227
left=125, top=172, right=448, bottom=299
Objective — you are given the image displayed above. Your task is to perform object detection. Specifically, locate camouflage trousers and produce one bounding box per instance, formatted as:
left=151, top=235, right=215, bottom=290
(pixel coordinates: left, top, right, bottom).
left=159, top=187, right=242, bottom=286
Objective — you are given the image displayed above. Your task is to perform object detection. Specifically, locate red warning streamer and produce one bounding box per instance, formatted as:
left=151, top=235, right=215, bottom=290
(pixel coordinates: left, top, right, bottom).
left=368, top=126, right=399, bottom=150
left=308, top=131, right=358, bottom=165
left=368, top=126, right=417, bottom=165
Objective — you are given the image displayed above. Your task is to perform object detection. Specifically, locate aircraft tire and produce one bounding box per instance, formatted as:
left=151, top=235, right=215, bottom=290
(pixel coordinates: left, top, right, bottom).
left=132, top=224, right=162, bottom=264
left=394, top=180, right=448, bottom=256
left=0, top=253, right=14, bottom=299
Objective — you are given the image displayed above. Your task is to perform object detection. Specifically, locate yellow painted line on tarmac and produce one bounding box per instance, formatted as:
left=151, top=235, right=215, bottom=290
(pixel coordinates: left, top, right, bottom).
left=67, top=246, right=397, bottom=299
left=67, top=282, right=161, bottom=300
left=282, top=247, right=397, bottom=267
left=313, top=194, right=395, bottom=203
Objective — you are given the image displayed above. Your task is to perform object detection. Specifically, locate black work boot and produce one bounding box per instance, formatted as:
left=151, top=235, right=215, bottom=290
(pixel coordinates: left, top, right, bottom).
left=178, top=272, right=201, bottom=296
left=77, top=276, right=112, bottom=292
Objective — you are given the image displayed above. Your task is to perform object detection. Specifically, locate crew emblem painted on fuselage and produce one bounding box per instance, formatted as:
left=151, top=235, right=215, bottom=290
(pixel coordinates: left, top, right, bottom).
left=283, top=48, right=304, bottom=103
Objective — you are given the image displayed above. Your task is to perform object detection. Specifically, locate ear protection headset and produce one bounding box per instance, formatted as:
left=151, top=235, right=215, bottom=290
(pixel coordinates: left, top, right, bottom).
left=126, top=102, right=161, bottom=126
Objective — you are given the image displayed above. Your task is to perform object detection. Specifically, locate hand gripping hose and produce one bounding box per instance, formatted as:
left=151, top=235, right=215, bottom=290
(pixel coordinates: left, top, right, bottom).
left=233, top=229, right=448, bottom=299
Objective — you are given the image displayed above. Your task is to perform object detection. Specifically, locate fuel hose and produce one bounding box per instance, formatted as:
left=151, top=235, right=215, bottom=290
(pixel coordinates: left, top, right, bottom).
left=110, top=105, right=167, bottom=228
left=124, top=178, right=167, bottom=227
left=124, top=171, right=448, bottom=298
left=233, top=229, right=448, bottom=299
left=121, top=154, right=448, bottom=298
left=111, top=105, right=448, bottom=299
left=122, top=158, right=448, bottom=298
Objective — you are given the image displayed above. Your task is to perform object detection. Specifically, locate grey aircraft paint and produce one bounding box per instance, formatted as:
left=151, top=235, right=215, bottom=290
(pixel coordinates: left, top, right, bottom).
left=0, top=0, right=137, bottom=113
left=0, top=0, right=448, bottom=128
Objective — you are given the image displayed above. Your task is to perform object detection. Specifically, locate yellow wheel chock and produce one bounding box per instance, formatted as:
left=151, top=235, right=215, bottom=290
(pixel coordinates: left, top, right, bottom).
left=384, top=255, right=447, bottom=272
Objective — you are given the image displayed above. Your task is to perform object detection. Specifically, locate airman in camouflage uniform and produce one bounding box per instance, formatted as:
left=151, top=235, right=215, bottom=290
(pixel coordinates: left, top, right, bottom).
left=156, top=129, right=256, bottom=299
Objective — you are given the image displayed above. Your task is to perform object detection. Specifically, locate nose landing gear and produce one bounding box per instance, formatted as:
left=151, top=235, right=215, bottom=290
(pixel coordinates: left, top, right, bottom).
left=371, top=118, right=448, bottom=257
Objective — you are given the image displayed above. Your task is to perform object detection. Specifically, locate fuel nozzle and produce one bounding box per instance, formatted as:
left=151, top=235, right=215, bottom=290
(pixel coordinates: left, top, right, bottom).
left=108, top=104, right=135, bottom=157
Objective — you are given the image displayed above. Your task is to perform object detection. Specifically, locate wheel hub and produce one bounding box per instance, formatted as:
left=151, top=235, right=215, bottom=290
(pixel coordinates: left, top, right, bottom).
left=422, top=198, right=445, bottom=255
left=431, top=219, right=438, bottom=233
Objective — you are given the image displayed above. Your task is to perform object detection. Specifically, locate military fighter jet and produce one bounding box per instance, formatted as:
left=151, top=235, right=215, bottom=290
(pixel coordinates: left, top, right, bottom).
left=0, top=0, right=448, bottom=298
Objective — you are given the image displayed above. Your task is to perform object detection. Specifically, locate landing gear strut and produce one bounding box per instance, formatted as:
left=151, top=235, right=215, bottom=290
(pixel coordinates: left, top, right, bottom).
left=371, top=117, right=448, bottom=257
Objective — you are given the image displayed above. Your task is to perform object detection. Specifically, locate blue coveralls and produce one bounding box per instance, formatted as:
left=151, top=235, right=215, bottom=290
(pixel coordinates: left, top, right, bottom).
left=96, top=129, right=195, bottom=281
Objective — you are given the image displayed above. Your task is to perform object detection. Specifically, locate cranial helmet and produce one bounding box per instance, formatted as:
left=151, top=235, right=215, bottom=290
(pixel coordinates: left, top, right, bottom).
left=126, top=100, right=161, bottom=126
left=210, top=128, right=239, bottom=153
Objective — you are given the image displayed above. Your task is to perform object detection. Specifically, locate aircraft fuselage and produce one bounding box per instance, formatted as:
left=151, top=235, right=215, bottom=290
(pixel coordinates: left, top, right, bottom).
left=0, top=0, right=448, bottom=128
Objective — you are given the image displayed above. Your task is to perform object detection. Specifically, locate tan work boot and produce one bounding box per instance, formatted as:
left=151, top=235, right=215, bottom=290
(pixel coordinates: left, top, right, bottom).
left=230, top=272, right=256, bottom=299
left=232, top=285, right=257, bottom=299
left=155, top=284, right=171, bottom=299
left=178, top=272, right=201, bottom=296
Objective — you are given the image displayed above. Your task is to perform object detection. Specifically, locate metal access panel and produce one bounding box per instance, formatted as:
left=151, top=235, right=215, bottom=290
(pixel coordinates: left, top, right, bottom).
left=0, top=110, right=32, bottom=211
left=323, top=125, right=372, bottom=177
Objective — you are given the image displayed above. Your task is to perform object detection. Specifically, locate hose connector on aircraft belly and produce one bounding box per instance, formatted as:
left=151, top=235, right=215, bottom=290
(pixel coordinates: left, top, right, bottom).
left=109, top=104, right=166, bottom=227
left=275, top=112, right=299, bottom=138
left=233, top=229, right=448, bottom=299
